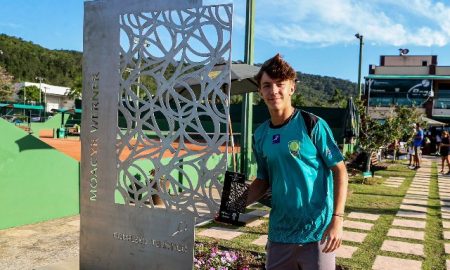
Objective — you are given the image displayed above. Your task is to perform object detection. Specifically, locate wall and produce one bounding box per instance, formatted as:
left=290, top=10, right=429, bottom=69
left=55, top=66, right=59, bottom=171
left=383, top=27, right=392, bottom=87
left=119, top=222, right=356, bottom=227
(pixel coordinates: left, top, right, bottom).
left=0, top=118, right=79, bottom=229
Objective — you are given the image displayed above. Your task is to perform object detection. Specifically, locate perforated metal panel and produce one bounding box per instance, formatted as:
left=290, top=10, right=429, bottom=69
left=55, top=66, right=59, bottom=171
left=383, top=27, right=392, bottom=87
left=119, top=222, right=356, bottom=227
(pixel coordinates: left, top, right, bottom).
left=80, top=1, right=232, bottom=269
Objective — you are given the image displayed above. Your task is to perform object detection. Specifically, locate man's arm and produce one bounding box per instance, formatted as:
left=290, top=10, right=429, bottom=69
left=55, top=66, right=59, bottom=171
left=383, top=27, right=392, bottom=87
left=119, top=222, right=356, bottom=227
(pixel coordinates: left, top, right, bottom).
left=321, top=161, right=348, bottom=253
left=246, top=178, right=270, bottom=206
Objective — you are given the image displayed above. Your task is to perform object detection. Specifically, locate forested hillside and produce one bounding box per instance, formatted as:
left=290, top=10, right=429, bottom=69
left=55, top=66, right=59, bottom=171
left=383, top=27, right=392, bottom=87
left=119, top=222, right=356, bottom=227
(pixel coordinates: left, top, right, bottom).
left=0, top=34, right=81, bottom=86
left=0, top=34, right=356, bottom=107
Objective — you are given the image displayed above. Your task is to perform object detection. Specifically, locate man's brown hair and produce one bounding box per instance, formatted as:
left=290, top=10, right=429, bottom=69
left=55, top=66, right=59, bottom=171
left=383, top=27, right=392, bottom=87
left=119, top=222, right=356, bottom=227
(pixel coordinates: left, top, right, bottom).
left=254, top=53, right=297, bottom=87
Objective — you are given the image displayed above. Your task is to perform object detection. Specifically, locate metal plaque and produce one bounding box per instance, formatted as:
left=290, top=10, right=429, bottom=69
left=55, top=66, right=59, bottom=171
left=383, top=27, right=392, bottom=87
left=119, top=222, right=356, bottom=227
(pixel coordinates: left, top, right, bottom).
left=81, top=0, right=232, bottom=269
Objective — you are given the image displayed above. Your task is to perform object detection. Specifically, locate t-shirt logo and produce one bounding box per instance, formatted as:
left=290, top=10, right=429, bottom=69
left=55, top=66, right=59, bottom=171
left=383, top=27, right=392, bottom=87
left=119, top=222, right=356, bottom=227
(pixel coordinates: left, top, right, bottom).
left=272, top=134, right=281, bottom=144
left=288, top=140, right=300, bottom=157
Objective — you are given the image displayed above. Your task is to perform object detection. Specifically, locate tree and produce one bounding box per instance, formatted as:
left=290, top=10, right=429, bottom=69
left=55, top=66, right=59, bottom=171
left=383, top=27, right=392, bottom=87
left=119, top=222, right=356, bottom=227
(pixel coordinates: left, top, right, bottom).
left=67, top=75, right=82, bottom=99
left=328, top=89, right=347, bottom=108
left=17, top=85, right=41, bottom=102
left=356, top=100, right=393, bottom=173
left=0, top=65, right=14, bottom=101
left=356, top=99, right=424, bottom=173
left=384, top=106, right=422, bottom=160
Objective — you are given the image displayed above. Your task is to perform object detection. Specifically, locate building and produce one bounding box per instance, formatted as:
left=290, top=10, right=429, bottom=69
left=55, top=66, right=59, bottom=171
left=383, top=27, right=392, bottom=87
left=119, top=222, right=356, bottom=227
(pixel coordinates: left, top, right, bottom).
left=364, top=53, right=450, bottom=121
left=14, top=82, right=75, bottom=112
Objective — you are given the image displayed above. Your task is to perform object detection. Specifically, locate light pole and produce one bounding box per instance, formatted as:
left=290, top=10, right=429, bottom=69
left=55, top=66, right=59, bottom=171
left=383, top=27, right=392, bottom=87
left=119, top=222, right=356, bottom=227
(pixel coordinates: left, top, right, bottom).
left=35, top=76, right=44, bottom=103
left=43, top=86, right=48, bottom=118
left=35, top=76, right=44, bottom=118
left=355, top=33, right=364, bottom=99
left=240, top=0, right=255, bottom=178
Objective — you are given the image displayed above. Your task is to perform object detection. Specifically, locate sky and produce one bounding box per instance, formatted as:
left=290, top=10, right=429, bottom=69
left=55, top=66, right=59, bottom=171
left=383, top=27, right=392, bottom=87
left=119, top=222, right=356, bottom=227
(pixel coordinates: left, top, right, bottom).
left=1, top=0, right=450, bottom=83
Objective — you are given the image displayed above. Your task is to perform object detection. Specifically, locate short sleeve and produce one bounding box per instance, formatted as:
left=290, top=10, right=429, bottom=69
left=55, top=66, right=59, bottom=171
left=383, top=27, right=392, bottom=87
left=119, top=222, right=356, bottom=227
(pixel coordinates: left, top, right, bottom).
left=252, top=136, right=269, bottom=180
left=311, top=118, right=344, bottom=168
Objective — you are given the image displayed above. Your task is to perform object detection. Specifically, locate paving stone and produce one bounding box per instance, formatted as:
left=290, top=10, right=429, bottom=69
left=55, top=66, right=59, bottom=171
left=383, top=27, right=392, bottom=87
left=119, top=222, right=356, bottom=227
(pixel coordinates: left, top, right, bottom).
left=251, top=235, right=267, bottom=246
left=385, top=180, right=404, bottom=184
left=239, top=213, right=259, bottom=223
left=447, top=260, right=450, bottom=270
left=343, top=220, right=373, bottom=231
left=443, top=221, right=450, bottom=229
left=396, top=210, right=427, bottom=219
left=385, top=184, right=401, bottom=188
left=442, top=212, right=450, bottom=220
left=445, top=244, right=450, bottom=255
left=404, top=194, right=428, bottom=200
left=408, top=188, right=428, bottom=192
left=409, top=185, right=427, bottom=189
left=442, top=206, right=450, bottom=213
left=335, top=245, right=358, bottom=259
left=387, top=228, right=424, bottom=240
left=374, top=175, right=382, bottom=178
left=402, top=199, right=428, bottom=206
left=342, top=231, right=367, bottom=243
left=406, top=191, right=429, bottom=196
left=411, top=181, right=429, bottom=185
left=372, top=255, right=422, bottom=270
left=245, top=219, right=265, bottom=228
left=248, top=209, right=270, bottom=218
left=399, top=204, right=428, bottom=213
left=392, top=219, right=426, bottom=229
left=388, top=177, right=406, bottom=180
left=347, top=212, right=379, bottom=221
left=198, top=227, right=243, bottom=240
left=380, top=240, right=424, bottom=256
left=444, top=231, right=450, bottom=240
left=385, top=180, right=404, bottom=183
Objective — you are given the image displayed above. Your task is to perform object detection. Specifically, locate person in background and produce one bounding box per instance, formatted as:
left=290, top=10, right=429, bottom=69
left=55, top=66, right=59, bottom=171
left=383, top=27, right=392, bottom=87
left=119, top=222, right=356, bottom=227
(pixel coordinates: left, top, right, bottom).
left=407, top=142, right=415, bottom=168
left=440, top=131, right=450, bottom=174
left=412, top=123, right=424, bottom=169
left=436, top=132, right=442, bottom=156
left=245, top=54, right=348, bottom=270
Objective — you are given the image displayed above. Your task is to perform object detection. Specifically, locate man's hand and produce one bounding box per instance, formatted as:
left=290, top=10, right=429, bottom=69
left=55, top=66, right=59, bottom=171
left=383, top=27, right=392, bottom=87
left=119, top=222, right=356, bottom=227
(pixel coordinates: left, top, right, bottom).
left=320, top=216, right=344, bottom=253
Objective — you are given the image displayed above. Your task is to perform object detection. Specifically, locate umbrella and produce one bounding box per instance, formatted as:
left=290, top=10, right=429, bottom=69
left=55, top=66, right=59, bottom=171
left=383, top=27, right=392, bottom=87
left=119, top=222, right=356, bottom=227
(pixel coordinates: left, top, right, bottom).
left=51, top=108, right=75, bottom=128
left=343, top=97, right=359, bottom=139
left=421, top=116, right=447, bottom=127
left=175, top=63, right=260, bottom=98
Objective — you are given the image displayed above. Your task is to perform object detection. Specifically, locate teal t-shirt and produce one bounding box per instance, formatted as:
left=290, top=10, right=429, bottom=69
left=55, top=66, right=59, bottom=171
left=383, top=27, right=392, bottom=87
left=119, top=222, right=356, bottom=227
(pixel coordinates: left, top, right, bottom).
left=253, top=110, right=344, bottom=244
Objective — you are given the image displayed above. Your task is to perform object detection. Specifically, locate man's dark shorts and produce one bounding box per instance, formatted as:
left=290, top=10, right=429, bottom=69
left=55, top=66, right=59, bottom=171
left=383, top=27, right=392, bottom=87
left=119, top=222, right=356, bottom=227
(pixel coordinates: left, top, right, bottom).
left=266, top=240, right=335, bottom=270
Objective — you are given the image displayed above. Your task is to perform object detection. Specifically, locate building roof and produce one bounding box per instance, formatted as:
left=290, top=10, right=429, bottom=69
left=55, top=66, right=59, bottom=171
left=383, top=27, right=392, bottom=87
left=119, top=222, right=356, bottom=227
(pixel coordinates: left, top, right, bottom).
left=365, top=74, right=450, bottom=80
left=15, top=82, right=71, bottom=96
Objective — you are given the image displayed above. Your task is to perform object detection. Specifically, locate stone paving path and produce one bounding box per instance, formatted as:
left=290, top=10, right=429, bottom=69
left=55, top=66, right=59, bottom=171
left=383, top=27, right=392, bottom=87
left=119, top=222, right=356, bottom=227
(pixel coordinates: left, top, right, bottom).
left=439, top=171, right=450, bottom=269
left=373, top=160, right=432, bottom=270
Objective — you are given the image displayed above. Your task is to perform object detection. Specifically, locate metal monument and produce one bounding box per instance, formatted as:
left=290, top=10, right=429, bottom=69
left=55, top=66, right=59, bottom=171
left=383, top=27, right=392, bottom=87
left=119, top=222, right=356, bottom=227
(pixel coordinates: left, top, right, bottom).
left=81, top=0, right=233, bottom=269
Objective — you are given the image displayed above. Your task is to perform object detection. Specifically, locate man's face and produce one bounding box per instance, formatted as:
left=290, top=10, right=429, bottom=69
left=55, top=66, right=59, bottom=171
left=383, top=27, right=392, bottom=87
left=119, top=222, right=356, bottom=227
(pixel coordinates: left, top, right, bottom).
left=258, top=72, right=295, bottom=111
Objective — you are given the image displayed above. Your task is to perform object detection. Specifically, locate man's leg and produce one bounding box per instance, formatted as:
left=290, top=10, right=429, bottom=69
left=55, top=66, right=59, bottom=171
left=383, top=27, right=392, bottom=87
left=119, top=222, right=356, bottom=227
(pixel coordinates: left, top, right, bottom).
left=414, top=146, right=420, bottom=167
left=297, top=241, right=335, bottom=270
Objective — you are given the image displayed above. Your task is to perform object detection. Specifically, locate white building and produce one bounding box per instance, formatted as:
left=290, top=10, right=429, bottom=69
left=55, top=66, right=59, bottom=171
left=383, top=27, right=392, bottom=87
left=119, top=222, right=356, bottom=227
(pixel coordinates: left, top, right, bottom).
left=15, top=82, right=75, bottom=112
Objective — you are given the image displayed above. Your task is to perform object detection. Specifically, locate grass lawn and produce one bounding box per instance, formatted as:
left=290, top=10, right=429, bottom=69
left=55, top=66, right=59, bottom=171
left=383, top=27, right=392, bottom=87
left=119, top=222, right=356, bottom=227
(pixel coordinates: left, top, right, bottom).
left=195, top=159, right=447, bottom=269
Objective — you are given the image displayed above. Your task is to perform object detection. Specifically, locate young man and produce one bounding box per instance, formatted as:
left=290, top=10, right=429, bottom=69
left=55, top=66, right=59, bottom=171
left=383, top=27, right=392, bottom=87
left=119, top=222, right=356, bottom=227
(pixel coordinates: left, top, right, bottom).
left=413, top=123, right=424, bottom=169
left=246, top=54, right=348, bottom=270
